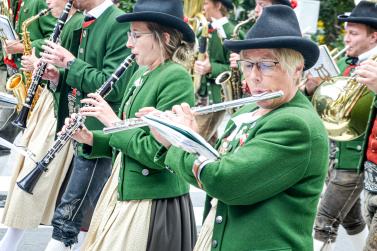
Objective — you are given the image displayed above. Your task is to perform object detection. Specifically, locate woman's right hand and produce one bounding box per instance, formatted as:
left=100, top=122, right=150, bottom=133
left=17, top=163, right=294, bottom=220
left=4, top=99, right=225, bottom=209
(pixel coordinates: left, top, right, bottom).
left=60, top=113, right=93, bottom=146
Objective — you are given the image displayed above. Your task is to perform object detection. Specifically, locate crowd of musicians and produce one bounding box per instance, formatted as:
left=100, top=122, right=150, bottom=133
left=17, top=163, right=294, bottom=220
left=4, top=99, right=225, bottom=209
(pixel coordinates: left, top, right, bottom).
left=0, top=0, right=376, bottom=250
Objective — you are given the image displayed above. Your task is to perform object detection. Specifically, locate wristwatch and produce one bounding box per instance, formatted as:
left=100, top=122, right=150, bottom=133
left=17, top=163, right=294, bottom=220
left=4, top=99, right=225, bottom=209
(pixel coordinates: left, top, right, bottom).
left=66, top=59, right=76, bottom=70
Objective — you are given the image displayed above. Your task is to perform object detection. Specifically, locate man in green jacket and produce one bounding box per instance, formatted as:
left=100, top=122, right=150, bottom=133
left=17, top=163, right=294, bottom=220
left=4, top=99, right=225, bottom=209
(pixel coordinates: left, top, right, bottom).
left=40, top=0, right=137, bottom=250
left=150, top=5, right=328, bottom=250
left=312, top=2, right=377, bottom=250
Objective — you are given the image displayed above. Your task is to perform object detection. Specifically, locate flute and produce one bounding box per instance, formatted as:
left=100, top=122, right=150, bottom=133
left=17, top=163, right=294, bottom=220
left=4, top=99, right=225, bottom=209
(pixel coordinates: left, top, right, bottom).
left=103, top=90, right=284, bottom=134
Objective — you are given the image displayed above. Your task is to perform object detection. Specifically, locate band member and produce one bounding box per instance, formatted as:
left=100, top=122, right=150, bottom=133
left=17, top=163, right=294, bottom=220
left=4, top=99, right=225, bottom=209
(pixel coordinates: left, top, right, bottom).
left=311, top=2, right=377, bottom=250
left=39, top=0, right=137, bottom=250
left=0, top=0, right=56, bottom=157
left=141, top=5, right=328, bottom=250
left=0, top=2, right=82, bottom=251
left=358, top=60, right=377, bottom=251
left=60, top=0, right=197, bottom=250
left=4, top=0, right=56, bottom=69
left=194, top=0, right=234, bottom=106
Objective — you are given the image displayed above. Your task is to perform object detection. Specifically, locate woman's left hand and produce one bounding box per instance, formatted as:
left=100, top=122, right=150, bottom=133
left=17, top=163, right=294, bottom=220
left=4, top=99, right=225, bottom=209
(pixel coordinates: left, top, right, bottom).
left=80, top=93, right=121, bottom=127
left=170, top=103, right=199, bottom=133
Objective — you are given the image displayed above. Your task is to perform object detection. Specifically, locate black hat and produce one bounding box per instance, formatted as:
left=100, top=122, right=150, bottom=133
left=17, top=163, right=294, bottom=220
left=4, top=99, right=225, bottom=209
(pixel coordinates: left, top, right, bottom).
left=272, top=0, right=292, bottom=7
left=338, top=1, right=377, bottom=29
left=116, top=0, right=195, bottom=43
left=219, top=0, right=233, bottom=10
left=224, top=5, right=319, bottom=70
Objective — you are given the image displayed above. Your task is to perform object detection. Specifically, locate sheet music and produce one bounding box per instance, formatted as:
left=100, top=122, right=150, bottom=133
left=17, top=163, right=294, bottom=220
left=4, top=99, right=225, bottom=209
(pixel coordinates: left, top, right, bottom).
left=0, top=92, right=17, bottom=108
left=306, top=45, right=340, bottom=78
left=143, top=114, right=219, bottom=160
left=0, top=15, right=17, bottom=41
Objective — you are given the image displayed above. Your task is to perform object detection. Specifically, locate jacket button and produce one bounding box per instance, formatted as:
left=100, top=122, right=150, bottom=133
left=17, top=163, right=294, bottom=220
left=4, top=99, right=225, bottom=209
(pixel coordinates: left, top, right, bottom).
left=215, top=216, right=223, bottom=224
left=212, top=240, right=218, bottom=248
left=79, top=48, right=84, bottom=54
left=334, top=159, right=338, bottom=164
left=142, top=169, right=149, bottom=176
left=357, top=145, right=362, bottom=151
left=82, top=30, right=87, bottom=37
left=335, top=147, right=339, bottom=152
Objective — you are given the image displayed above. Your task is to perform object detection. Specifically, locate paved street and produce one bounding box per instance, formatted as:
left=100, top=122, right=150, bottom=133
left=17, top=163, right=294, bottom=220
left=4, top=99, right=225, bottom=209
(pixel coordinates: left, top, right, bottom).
left=0, top=151, right=357, bottom=251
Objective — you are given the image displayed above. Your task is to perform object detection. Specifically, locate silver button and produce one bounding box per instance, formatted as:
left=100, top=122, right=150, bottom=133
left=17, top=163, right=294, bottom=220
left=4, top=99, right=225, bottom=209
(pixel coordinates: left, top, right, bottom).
left=215, top=216, right=223, bottom=224
left=334, top=159, right=339, bottom=164
left=357, top=145, right=362, bottom=151
left=212, top=240, right=218, bottom=248
left=142, top=169, right=149, bottom=176
left=208, top=91, right=212, bottom=94
left=335, top=147, right=339, bottom=152
left=82, top=30, right=87, bottom=38
left=76, top=90, right=81, bottom=96
left=79, top=48, right=84, bottom=54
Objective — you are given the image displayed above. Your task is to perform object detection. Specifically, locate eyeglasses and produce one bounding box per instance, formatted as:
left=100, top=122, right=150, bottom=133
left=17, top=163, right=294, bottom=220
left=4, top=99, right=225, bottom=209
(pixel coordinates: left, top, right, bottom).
left=127, top=31, right=153, bottom=43
left=237, top=59, right=279, bottom=76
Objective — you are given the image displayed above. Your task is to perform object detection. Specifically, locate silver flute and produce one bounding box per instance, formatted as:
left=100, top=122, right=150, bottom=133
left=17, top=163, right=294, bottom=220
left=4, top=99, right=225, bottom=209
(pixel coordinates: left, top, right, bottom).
left=103, top=90, right=284, bottom=134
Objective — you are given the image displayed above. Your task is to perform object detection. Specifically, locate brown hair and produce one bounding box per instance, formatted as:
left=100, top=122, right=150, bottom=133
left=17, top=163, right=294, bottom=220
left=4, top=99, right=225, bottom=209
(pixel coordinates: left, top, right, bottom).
left=210, top=0, right=229, bottom=16
left=146, top=22, right=195, bottom=69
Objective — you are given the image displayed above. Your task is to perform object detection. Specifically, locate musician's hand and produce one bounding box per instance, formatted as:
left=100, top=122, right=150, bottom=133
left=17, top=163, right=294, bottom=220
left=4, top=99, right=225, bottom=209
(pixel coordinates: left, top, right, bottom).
left=355, top=60, right=377, bottom=93
left=301, top=73, right=321, bottom=96
left=80, top=93, right=121, bottom=127
left=33, top=61, right=60, bottom=83
left=170, top=103, right=199, bottom=133
left=40, top=40, right=75, bottom=68
left=229, top=52, right=240, bottom=69
left=21, top=48, right=38, bottom=72
left=60, top=113, right=93, bottom=146
left=4, top=39, right=23, bottom=54
left=194, top=53, right=212, bottom=75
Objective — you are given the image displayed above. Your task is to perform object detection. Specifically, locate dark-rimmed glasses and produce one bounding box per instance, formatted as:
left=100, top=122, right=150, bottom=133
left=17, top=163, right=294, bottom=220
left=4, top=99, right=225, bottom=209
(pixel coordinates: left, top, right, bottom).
left=237, top=59, right=279, bottom=76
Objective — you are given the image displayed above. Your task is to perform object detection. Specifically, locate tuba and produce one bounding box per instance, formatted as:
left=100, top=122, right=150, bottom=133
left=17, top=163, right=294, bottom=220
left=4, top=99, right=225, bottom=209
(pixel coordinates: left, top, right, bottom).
left=6, top=9, right=50, bottom=112
left=311, top=55, right=377, bottom=141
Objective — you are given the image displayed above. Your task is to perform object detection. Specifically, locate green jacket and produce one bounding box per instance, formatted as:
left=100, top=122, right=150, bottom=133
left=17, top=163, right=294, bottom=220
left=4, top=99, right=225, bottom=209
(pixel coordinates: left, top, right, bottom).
left=48, top=12, right=83, bottom=116
left=56, top=5, right=137, bottom=137
left=160, top=91, right=328, bottom=251
left=198, top=21, right=235, bottom=104
left=333, top=57, right=373, bottom=170
left=14, top=0, right=56, bottom=66
left=85, top=61, right=195, bottom=200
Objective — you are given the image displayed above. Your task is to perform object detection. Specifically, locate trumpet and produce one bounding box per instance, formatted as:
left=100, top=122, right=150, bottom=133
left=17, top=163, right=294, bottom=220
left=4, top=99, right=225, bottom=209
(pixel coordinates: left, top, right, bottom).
left=103, top=90, right=284, bottom=134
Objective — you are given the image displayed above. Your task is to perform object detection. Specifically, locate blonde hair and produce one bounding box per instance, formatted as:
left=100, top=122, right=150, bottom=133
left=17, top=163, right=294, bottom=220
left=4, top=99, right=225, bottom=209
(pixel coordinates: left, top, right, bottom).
left=146, top=22, right=195, bottom=69
left=271, top=48, right=304, bottom=77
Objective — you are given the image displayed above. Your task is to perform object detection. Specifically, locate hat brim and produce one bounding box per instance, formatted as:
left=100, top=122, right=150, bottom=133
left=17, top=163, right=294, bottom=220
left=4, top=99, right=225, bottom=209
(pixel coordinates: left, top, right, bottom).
left=117, top=12, right=195, bottom=43
left=338, top=15, right=377, bottom=29
left=224, top=36, right=319, bottom=70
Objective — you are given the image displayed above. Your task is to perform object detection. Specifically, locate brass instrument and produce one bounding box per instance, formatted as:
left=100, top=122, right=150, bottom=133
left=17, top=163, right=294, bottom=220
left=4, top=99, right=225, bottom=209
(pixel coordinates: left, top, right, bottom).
left=6, top=9, right=50, bottom=112
left=215, top=12, right=256, bottom=104
left=311, top=55, right=377, bottom=141
left=102, top=91, right=284, bottom=134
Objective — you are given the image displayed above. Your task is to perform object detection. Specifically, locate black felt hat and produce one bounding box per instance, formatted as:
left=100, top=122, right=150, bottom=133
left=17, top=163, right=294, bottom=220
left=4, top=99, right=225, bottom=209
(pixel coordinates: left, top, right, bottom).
left=220, top=0, right=233, bottom=10
left=224, top=5, right=319, bottom=70
left=338, top=1, right=377, bottom=29
left=116, top=0, right=195, bottom=43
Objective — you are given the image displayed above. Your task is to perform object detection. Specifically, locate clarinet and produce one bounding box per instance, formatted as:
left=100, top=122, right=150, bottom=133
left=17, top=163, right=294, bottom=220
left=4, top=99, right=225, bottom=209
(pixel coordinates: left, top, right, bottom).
left=17, top=54, right=135, bottom=194
left=12, top=0, right=73, bottom=129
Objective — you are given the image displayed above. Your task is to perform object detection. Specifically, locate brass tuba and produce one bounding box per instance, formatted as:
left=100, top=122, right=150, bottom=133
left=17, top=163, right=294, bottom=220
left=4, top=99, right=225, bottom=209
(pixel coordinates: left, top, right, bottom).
left=6, top=8, right=50, bottom=112
left=311, top=55, right=376, bottom=141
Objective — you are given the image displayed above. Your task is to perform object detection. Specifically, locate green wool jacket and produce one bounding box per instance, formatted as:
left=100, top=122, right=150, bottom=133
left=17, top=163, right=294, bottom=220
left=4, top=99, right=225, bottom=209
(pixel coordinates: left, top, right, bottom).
left=48, top=12, right=83, bottom=116
left=332, top=57, right=373, bottom=171
left=56, top=5, right=137, bottom=139
left=159, top=91, right=329, bottom=251
left=198, top=21, right=235, bottom=104
left=14, top=0, right=56, bottom=66
left=84, top=61, right=195, bottom=200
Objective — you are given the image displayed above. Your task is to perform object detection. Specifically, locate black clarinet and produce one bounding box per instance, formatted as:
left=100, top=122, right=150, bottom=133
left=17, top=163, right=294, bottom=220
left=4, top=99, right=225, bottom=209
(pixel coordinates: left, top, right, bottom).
left=12, top=0, right=73, bottom=129
left=17, top=54, right=135, bottom=194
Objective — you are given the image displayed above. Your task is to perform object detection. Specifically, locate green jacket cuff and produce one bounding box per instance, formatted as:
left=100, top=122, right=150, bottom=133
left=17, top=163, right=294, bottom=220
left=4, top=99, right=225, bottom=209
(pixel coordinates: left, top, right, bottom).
left=66, top=58, right=84, bottom=89
left=87, top=130, right=113, bottom=158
